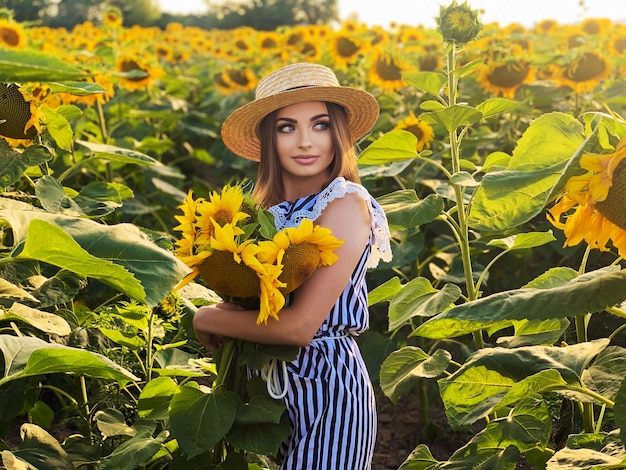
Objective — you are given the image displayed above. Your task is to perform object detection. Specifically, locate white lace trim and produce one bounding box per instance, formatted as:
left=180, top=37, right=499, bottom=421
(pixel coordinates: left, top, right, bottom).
left=269, top=177, right=392, bottom=268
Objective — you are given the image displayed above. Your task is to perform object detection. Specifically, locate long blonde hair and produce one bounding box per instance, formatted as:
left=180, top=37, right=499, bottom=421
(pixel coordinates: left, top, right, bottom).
left=252, top=102, right=361, bottom=208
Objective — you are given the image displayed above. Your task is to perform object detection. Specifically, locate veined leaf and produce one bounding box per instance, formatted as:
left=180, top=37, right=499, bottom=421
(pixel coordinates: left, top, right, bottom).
left=420, top=104, right=483, bottom=132
left=403, top=71, right=447, bottom=96
left=380, top=347, right=451, bottom=403
left=3, top=303, right=71, bottom=336
left=358, top=130, right=418, bottom=165
left=0, top=335, right=139, bottom=386
left=414, top=267, right=626, bottom=339
left=468, top=112, right=585, bottom=231
left=169, top=385, right=239, bottom=459
left=368, top=276, right=402, bottom=306
left=0, top=142, right=52, bottom=189
left=0, top=49, right=87, bottom=82
left=377, top=190, right=444, bottom=231
left=16, top=219, right=146, bottom=304
left=99, top=430, right=168, bottom=470
left=76, top=140, right=159, bottom=166
left=439, top=339, right=609, bottom=426
left=0, top=210, right=190, bottom=306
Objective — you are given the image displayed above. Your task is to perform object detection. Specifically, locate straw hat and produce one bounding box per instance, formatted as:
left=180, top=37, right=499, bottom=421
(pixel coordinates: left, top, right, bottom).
left=221, top=62, right=379, bottom=161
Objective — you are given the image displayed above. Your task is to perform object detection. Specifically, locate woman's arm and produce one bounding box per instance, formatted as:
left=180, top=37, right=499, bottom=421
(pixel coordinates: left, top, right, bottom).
left=192, top=192, right=371, bottom=347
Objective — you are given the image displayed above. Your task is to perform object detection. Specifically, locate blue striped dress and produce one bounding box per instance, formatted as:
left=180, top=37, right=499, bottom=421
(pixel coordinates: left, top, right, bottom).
left=266, top=177, right=392, bottom=469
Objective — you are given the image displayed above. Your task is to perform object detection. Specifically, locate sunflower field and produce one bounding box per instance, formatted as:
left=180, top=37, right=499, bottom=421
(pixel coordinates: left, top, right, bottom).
left=2, top=1, right=626, bottom=468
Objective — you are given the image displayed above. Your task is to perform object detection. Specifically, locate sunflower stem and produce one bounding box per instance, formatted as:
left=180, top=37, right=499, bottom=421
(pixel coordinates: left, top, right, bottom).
left=445, top=42, right=481, bottom=349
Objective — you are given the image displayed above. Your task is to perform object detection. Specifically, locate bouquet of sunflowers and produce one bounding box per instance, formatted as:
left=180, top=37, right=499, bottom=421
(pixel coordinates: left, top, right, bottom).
left=173, top=183, right=344, bottom=324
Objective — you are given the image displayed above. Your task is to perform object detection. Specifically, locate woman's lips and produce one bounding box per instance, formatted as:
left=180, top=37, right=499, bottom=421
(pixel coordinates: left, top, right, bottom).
left=293, top=155, right=318, bottom=164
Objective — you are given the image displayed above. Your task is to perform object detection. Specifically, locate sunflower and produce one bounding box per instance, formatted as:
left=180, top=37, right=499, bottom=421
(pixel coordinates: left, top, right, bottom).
left=259, top=219, right=344, bottom=295
left=0, top=19, right=26, bottom=48
left=115, top=53, right=164, bottom=92
left=393, top=112, right=435, bottom=152
left=328, top=31, right=365, bottom=69
left=0, top=83, right=43, bottom=144
left=548, top=136, right=626, bottom=258
left=579, top=18, right=612, bottom=36
left=556, top=51, right=612, bottom=94
left=368, top=49, right=410, bottom=94
left=477, top=59, right=535, bottom=98
left=103, top=7, right=123, bottom=29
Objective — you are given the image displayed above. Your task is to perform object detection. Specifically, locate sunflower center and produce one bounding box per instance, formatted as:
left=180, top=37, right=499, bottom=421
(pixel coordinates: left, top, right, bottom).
left=375, top=56, right=402, bottom=81
left=198, top=251, right=261, bottom=299
left=614, top=37, right=626, bottom=55
left=336, top=37, right=359, bottom=57
left=419, top=55, right=439, bottom=72
left=564, top=52, right=606, bottom=82
left=487, top=62, right=529, bottom=87
left=0, top=27, right=20, bottom=47
left=279, top=242, right=321, bottom=293
left=596, top=158, right=626, bottom=231
left=0, top=84, right=37, bottom=139
left=212, top=209, right=233, bottom=226
left=227, top=69, right=250, bottom=87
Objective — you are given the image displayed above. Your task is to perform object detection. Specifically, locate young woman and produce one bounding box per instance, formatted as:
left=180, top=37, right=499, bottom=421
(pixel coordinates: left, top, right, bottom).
left=193, top=62, right=392, bottom=469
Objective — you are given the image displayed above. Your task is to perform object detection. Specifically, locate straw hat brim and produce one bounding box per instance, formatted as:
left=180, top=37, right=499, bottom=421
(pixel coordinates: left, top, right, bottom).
left=221, top=85, right=379, bottom=161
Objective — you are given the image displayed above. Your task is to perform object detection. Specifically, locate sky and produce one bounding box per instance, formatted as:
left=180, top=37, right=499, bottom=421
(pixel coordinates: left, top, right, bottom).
left=158, top=0, right=626, bottom=28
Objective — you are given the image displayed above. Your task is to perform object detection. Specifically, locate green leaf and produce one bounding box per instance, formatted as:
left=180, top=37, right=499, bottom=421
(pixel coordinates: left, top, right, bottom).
left=451, top=59, right=484, bottom=78
left=40, top=107, right=73, bottom=151
left=35, top=176, right=84, bottom=215
left=2, top=302, right=71, bottom=336
left=76, top=140, right=159, bottom=166
left=99, top=430, right=168, bottom=470
left=0, top=49, right=87, bottom=82
left=614, top=378, right=626, bottom=444
left=0, top=210, right=190, bottom=306
left=227, top=413, right=291, bottom=456
left=380, top=347, right=451, bottom=403
left=420, top=104, right=483, bottom=133
left=450, top=171, right=479, bottom=187
left=398, top=444, right=440, bottom=470
left=377, top=190, right=444, bottom=232
left=468, top=112, right=585, bottom=231
left=495, top=369, right=569, bottom=410
left=368, top=276, right=402, bottom=306
left=414, top=267, right=626, bottom=339
left=169, top=385, right=239, bottom=459
left=0, top=335, right=139, bottom=386
left=403, top=71, right=447, bottom=96
left=94, top=409, right=136, bottom=438
left=47, top=81, right=107, bottom=96
left=450, top=396, right=550, bottom=459
left=486, top=231, right=556, bottom=251
left=137, top=376, right=180, bottom=421
left=388, top=277, right=462, bottom=331
left=438, top=340, right=609, bottom=426
left=0, top=142, right=52, bottom=189
left=16, top=219, right=146, bottom=304
left=476, top=97, right=520, bottom=119
left=583, top=346, right=626, bottom=401
left=8, top=423, right=74, bottom=470
left=358, top=130, right=418, bottom=165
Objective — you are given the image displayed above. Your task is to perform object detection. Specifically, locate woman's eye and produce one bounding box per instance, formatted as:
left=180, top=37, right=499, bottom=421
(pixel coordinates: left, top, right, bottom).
left=277, top=124, right=295, bottom=133
left=314, top=120, right=330, bottom=130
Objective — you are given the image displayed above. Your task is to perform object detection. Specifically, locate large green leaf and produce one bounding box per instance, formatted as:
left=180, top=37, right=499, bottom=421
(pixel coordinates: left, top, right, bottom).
left=358, top=130, right=418, bottom=165
left=377, top=190, right=444, bottom=232
left=4, top=424, right=74, bottom=470
left=2, top=302, right=71, bottom=336
left=450, top=396, right=551, bottom=461
left=0, top=142, right=52, bottom=189
left=414, top=267, right=626, bottom=339
left=0, top=335, right=139, bottom=386
left=16, top=219, right=146, bottom=303
left=583, top=346, right=626, bottom=401
left=99, top=430, right=169, bottom=470
left=438, top=339, right=609, bottom=427
left=380, top=346, right=451, bottom=403
left=0, top=210, right=190, bottom=306
left=468, top=112, right=585, bottom=231
left=388, top=277, right=462, bottom=331
left=0, top=49, right=87, bottom=82
left=420, top=104, right=483, bottom=132
left=403, top=71, right=447, bottom=96
left=169, top=385, right=239, bottom=459
left=76, top=140, right=160, bottom=166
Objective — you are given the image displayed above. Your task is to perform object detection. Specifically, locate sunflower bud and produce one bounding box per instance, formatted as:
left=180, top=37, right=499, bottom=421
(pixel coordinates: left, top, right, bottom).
left=437, top=0, right=483, bottom=45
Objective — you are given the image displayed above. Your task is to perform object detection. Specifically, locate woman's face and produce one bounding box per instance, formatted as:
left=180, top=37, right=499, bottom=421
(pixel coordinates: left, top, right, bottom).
left=274, top=101, right=334, bottom=185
